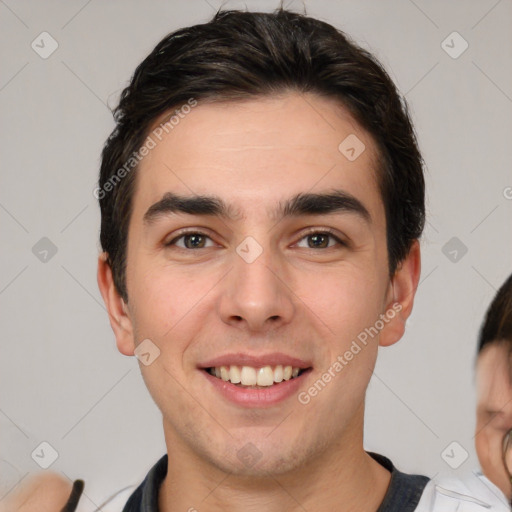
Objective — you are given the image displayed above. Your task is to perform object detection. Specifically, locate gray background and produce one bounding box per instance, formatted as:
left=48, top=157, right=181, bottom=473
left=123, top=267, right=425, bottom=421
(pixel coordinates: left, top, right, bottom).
left=1, top=0, right=511, bottom=508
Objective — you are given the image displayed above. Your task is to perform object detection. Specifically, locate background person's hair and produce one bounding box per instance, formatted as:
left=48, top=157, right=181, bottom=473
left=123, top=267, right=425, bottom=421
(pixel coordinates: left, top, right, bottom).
left=98, top=7, right=425, bottom=302
left=477, top=272, right=512, bottom=354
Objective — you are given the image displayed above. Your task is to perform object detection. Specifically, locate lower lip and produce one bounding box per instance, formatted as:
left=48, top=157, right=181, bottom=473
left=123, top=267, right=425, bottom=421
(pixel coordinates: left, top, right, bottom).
left=201, top=369, right=311, bottom=408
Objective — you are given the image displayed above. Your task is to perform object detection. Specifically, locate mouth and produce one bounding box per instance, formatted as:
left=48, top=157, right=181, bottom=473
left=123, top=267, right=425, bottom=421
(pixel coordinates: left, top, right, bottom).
left=204, top=364, right=311, bottom=389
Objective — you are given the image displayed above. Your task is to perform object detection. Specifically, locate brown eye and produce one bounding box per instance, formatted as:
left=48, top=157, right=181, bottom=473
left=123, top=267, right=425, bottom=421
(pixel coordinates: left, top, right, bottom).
left=307, top=233, right=331, bottom=248
left=183, top=234, right=206, bottom=248
left=295, top=230, right=345, bottom=249
left=166, top=232, right=214, bottom=249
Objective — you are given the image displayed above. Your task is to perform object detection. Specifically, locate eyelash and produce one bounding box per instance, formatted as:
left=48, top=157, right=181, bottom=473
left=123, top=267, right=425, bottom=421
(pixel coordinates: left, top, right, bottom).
left=165, top=228, right=346, bottom=250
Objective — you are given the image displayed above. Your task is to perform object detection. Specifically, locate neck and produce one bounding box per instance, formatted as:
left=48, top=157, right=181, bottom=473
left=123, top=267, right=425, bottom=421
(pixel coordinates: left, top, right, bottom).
left=158, top=411, right=391, bottom=512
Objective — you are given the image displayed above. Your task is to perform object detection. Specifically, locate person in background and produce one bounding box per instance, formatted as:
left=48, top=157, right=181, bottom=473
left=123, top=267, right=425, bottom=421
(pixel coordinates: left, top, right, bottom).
left=0, top=473, right=77, bottom=512
left=416, top=273, right=512, bottom=511
left=475, top=273, right=512, bottom=506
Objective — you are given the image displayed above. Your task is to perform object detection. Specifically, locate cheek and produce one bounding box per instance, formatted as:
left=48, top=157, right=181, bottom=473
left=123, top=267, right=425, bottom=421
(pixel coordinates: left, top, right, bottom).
left=294, top=265, right=386, bottom=339
left=475, top=428, right=491, bottom=465
left=475, top=422, right=506, bottom=472
left=130, top=263, right=217, bottom=339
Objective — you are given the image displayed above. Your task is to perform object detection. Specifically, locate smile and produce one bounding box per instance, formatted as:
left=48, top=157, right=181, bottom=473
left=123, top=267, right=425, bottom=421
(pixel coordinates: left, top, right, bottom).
left=206, top=365, right=306, bottom=387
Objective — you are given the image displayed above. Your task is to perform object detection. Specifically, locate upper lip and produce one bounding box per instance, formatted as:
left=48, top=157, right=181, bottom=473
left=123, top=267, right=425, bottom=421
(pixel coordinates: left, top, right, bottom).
left=198, top=352, right=312, bottom=369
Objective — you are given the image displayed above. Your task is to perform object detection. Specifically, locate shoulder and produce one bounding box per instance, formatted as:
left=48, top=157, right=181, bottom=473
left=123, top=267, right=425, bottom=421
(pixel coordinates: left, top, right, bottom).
left=415, top=469, right=509, bottom=511
left=121, top=454, right=169, bottom=511
left=0, top=471, right=141, bottom=512
left=368, top=452, right=429, bottom=512
left=0, top=471, right=73, bottom=512
left=96, top=485, right=139, bottom=511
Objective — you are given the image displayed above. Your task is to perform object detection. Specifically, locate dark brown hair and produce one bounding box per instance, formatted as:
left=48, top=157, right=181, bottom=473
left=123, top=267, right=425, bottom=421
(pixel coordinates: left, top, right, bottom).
left=478, top=273, right=512, bottom=354
left=98, top=7, right=425, bottom=302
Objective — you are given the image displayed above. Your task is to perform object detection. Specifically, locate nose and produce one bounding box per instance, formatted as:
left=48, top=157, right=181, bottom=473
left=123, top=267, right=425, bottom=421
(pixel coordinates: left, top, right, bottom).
left=217, top=242, right=295, bottom=333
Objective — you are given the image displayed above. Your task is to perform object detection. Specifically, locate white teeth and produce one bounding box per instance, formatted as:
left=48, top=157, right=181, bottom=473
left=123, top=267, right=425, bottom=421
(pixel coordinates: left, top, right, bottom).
left=240, top=366, right=257, bottom=385
left=257, top=366, right=274, bottom=386
left=208, top=364, right=304, bottom=386
left=220, top=366, right=229, bottom=381
left=274, top=365, right=284, bottom=383
left=229, top=365, right=241, bottom=384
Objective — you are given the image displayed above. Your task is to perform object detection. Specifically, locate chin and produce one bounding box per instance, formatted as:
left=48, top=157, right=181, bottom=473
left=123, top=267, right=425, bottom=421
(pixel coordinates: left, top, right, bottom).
left=225, top=451, right=303, bottom=477
left=203, top=436, right=308, bottom=477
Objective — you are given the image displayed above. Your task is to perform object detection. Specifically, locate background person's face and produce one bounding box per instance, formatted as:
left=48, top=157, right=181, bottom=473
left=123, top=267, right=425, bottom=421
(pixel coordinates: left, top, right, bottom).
left=105, top=92, right=416, bottom=475
left=476, top=342, right=512, bottom=499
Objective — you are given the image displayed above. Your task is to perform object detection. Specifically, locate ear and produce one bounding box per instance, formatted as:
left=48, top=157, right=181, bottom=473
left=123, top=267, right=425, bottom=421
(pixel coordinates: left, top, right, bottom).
left=97, top=252, right=135, bottom=356
left=379, top=240, right=421, bottom=347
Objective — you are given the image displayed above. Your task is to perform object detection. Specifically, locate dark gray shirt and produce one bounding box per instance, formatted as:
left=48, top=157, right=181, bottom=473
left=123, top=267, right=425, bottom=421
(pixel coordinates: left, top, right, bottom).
left=121, top=452, right=429, bottom=511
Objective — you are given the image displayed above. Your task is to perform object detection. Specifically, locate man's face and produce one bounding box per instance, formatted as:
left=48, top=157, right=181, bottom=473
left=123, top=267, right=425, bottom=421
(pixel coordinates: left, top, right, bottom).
left=476, top=342, right=512, bottom=498
left=102, top=92, right=416, bottom=475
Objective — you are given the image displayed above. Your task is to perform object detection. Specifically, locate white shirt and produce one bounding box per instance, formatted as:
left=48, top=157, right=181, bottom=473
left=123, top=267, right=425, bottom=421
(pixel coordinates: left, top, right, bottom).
left=416, top=469, right=510, bottom=511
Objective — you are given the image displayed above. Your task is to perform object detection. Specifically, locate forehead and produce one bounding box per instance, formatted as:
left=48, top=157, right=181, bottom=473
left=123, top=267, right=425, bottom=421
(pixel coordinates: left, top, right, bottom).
left=134, top=92, right=384, bottom=221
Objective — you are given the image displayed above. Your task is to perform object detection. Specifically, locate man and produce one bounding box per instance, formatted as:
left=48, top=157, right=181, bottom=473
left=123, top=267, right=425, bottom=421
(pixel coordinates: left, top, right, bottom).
left=95, top=6, right=429, bottom=512
left=5, top=5, right=429, bottom=512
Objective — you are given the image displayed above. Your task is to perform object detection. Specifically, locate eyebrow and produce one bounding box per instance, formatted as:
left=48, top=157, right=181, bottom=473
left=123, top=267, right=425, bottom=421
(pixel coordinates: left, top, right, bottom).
left=143, top=189, right=371, bottom=226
